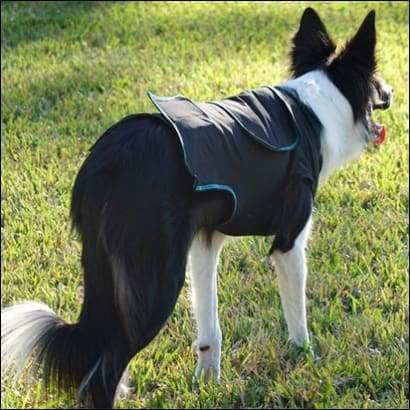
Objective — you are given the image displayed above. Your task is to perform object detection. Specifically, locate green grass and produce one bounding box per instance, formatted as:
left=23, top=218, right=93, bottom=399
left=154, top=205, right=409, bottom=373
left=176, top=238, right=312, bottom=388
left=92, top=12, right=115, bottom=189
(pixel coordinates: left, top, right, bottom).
left=1, top=1, right=408, bottom=408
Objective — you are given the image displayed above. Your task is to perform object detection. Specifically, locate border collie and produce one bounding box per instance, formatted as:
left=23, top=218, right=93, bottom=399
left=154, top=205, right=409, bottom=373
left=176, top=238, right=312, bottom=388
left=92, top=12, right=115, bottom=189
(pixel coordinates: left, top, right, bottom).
left=2, top=7, right=393, bottom=408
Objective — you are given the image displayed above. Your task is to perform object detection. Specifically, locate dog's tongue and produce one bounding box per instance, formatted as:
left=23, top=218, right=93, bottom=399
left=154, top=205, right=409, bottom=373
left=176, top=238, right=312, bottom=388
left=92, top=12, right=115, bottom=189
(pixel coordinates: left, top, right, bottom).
left=374, top=125, right=387, bottom=145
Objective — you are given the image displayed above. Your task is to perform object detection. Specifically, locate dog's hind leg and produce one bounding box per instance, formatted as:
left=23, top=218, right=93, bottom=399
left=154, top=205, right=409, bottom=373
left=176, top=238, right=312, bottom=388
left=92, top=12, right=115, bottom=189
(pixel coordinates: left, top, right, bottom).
left=272, top=216, right=312, bottom=346
left=189, top=231, right=225, bottom=383
left=73, top=213, right=192, bottom=408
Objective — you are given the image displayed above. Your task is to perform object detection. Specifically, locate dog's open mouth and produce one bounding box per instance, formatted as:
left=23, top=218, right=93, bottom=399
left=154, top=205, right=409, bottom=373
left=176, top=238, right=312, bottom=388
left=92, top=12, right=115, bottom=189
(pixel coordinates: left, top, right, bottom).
left=367, top=78, right=393, bottom=145
left=366, top=104, right=390, bottom=145
left=371, top=117, right=386, bottom=145
left=367, top=105, right=387, bottom=145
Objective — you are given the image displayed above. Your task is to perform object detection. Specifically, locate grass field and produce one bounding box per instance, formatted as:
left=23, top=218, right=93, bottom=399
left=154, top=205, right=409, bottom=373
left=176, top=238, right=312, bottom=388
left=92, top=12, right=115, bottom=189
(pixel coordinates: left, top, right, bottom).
left=1, top=1, right=408, bottom=408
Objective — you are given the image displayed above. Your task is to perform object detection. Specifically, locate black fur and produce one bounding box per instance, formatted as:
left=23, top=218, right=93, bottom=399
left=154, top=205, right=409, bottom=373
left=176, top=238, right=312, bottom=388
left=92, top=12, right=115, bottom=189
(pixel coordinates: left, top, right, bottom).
left=327, top=11, right=377, bottom=121
left=36, top=115, right=230, bottom=407
left=291, top=9, right=377, bottom=122
left=290, top=7, right=336, bottom=78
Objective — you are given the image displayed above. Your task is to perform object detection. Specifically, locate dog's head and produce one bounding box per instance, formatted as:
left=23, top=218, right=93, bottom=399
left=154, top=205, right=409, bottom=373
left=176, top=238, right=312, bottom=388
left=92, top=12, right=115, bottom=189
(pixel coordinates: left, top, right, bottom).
left=290, top=8, right=393, bottom=145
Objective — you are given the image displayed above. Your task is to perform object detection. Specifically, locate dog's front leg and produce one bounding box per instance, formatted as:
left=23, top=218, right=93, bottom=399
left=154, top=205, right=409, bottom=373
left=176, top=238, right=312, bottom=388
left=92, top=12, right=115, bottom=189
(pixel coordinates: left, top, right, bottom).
left=272, top=217, right=312, bottom=346
left=189, top=231, right=225, bottom=383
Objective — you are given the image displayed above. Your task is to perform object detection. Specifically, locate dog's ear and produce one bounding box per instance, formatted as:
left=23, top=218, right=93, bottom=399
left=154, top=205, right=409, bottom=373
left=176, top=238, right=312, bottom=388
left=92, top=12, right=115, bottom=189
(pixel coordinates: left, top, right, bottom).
left=327, top=11, right=377, bottom=121
left=331, top=10, right=377, bottom=76
left=290, top=7, right=336, bottom=77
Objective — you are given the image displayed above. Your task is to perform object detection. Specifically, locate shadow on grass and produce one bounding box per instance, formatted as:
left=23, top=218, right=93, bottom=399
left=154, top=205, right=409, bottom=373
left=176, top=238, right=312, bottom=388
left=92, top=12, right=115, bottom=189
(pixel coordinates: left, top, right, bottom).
left=0, top=1, right=296, bottom=51
left=1, top=1, right=108, bottom=49
left=2, top=2, right=407, bottom=136
left=1, top=2, right=295, bottom=127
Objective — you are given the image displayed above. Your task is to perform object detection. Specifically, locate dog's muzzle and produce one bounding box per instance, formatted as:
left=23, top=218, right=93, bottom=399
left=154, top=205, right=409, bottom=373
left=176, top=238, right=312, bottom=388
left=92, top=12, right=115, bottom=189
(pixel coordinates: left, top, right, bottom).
left=372, top=78, right=394, bottom=111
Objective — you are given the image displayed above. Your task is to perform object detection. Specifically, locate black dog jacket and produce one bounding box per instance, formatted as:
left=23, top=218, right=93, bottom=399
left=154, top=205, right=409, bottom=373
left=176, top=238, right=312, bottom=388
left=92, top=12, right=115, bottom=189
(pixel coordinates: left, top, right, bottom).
left=149, top=86, right=322, bottom=253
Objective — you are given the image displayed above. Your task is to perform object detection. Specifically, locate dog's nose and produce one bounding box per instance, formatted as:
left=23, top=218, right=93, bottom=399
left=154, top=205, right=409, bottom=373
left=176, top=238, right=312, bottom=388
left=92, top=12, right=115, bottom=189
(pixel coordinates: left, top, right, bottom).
left=373, top=83, right=393, bottom=110
left=385, top=89, right=393, bottom=108
left=383, top=87, right=393, bottom=101
left=381, top=93, right=392, bottom=109
left=379, top=97, right=391, bottom=110
left=384, top=83, right=394, bottom=101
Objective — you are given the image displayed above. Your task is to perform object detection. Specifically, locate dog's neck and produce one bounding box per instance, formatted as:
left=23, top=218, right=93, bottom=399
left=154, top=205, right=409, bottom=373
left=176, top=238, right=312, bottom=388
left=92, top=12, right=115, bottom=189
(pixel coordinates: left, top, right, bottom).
left=283, top=70, right=367, bottom=186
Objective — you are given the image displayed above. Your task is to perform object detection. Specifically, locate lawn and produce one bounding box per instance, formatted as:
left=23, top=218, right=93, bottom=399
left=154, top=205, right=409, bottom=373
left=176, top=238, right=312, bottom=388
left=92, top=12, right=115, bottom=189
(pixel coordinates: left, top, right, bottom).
left=1, top=1, right=408, bottom=408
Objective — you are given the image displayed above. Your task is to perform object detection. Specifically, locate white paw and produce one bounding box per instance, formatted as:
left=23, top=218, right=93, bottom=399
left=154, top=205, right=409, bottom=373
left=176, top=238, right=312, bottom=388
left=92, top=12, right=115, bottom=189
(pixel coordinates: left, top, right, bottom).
left=115, top=368, right=134, bottom=400
left=192, top=337, right=221, bottom=384
left=194, top=351, right=221, bottom=383
left=116, top=383, right=135, bottom=399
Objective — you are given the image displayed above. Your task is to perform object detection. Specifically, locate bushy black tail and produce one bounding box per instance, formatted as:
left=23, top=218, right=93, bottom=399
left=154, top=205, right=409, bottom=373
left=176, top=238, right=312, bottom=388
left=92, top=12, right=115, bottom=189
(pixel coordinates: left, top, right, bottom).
left=1, top=300, right=116, bottom=407
left=1, top=116, right=195, bottom=408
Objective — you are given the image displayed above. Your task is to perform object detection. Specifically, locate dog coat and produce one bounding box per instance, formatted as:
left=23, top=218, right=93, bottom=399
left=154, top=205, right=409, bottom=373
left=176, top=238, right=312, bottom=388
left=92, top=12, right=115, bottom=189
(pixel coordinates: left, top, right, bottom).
left=149, top=86, right=323, bottom=253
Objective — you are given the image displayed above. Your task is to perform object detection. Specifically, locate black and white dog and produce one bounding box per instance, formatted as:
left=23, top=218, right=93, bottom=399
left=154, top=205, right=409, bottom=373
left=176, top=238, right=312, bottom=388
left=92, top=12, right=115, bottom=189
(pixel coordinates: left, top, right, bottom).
left=2, top=8, right=393, bottom=408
